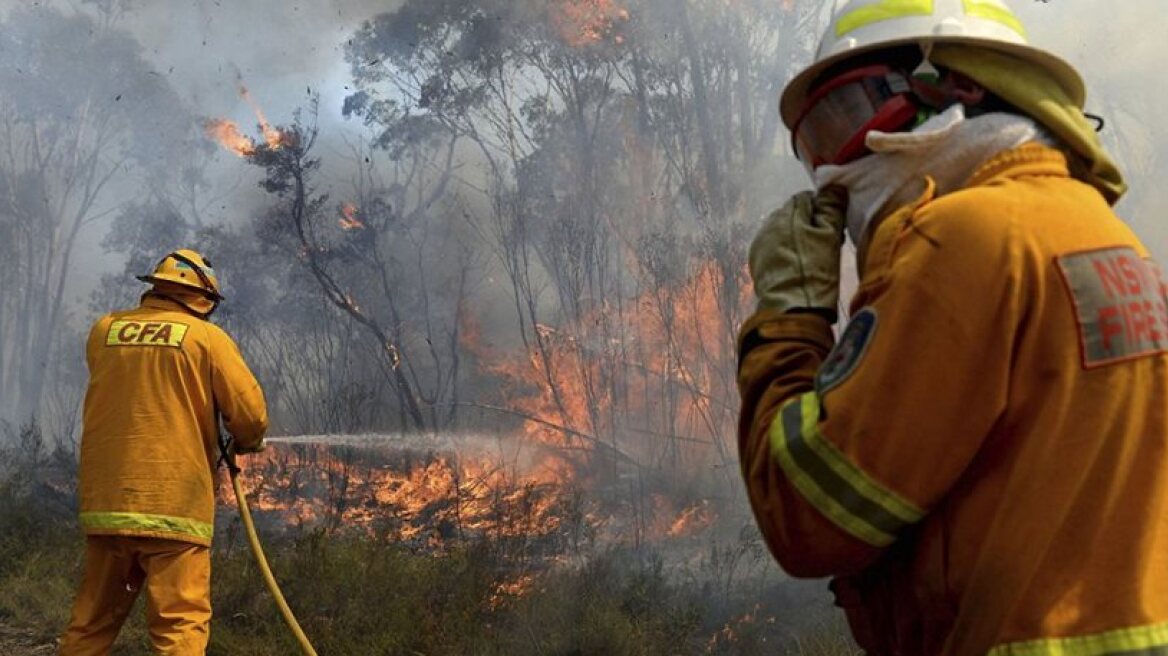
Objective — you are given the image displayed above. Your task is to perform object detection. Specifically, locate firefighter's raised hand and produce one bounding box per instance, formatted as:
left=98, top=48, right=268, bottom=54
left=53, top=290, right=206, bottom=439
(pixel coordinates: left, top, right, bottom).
left=748, top=187, right=847, bottom=321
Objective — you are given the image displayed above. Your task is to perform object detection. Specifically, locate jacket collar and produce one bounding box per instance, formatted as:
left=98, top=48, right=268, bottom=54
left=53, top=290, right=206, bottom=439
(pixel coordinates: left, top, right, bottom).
left=964, top=142, right=1071, bottom=188
left=857, top=143, right=1071, bottom=282
left=140, top=293, right=205, bottom=318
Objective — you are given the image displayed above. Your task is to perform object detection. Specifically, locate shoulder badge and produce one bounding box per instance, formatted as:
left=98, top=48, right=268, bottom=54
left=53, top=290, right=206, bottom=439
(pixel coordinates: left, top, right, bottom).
left=817, top=308, right=877, bottom=396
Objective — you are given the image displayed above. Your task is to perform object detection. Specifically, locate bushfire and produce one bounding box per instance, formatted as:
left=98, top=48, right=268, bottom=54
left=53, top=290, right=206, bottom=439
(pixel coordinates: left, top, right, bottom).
left=338, top=202, right=364, bottom=230
left=552, top=0, right=631, bottom=47
left=203, top=83, right=290, bottom=156
left=218, top=251, right=746, bottom=565
left=218, top=437, right=720, bottom=553
left=203, top=118, right=256, bottom=157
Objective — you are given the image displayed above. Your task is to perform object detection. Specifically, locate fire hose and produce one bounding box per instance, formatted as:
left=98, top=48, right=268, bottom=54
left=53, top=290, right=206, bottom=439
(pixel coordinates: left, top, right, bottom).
left=217, top=432, right=319, bottom=656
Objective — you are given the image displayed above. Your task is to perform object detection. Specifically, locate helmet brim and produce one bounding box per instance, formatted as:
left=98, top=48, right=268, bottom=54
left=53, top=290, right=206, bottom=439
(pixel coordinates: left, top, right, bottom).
left=137, top=275, right=225, bottom=301
left=780, top=37, right=1085, bottom=131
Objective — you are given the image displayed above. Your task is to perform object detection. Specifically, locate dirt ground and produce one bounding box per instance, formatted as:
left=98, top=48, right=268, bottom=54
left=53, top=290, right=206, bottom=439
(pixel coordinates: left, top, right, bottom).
left=0, top=622, right=56, bottom=655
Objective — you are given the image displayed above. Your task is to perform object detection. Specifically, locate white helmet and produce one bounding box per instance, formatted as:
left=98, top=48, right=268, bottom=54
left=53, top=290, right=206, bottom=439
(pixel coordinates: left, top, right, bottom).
left=779, top=0, right=1085, bottom=130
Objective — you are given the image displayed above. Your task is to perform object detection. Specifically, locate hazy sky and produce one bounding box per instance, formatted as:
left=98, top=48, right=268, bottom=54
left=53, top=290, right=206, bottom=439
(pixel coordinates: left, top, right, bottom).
left=3, top=0, right=1164, bottom=291
left=122, top=1, right=399, bottom=131
left=113, top=0, right=1168, bottom=264
left=112, top=0, right=1162, bottom=149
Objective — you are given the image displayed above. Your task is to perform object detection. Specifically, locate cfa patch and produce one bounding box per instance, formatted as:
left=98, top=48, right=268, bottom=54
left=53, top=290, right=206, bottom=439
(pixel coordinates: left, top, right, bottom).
left=817, top=307, right=877, bottom=395
left=1056, top=246, right=1168, bottom=368
left=106, top=320, right=190, bottom=348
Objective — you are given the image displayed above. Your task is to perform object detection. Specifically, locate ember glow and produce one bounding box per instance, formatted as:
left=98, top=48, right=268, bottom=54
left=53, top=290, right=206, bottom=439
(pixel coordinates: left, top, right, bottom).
left=552, top=0, right=631, bottom=47
left=705, top=605, right=776, bottom=652
left=666, top=499, right=715, bottom=537
left=338, top=202, right=364, bottom=230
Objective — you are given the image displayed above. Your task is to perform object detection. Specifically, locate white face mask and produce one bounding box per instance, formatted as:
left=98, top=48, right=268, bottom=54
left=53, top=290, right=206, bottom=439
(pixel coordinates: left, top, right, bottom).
left=813, top=105, right=1045, bottom=247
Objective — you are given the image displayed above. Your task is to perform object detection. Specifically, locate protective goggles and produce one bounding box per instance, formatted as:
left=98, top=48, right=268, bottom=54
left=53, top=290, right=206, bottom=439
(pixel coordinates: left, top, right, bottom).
left=791, top=65, right=921, bottom=169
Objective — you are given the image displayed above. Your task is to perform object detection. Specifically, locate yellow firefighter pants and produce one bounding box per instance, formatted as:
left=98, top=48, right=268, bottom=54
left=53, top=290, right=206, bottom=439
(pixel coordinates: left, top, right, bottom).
left=59, top=536, right=211, bottom=655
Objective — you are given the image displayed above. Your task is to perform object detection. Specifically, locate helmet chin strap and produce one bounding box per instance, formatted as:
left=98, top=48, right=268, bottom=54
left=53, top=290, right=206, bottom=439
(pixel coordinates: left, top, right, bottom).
left=161, top=250, right=222, bottom=318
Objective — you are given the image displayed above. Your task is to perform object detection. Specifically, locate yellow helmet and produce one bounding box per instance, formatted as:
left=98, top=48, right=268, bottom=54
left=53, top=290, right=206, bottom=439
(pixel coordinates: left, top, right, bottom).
left=779, top=0, right=1085, bottom=130
left=136, top=249, right=223, bottom=300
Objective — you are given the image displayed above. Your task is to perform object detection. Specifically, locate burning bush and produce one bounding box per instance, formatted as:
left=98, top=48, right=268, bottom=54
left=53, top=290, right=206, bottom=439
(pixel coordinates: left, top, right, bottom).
left=0, top=421, right=856, bottom=654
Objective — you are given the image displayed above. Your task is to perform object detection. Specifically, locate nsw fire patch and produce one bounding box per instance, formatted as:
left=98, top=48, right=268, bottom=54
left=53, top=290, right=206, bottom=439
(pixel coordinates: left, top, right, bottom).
left=1056, top=246, right=1168, bottom=368
left=106, top=320, right=190, bottom=348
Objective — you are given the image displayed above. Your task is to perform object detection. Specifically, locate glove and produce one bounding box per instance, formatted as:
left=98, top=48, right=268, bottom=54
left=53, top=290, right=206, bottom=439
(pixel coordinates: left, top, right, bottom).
left=748, top=187, right=847, bottom=321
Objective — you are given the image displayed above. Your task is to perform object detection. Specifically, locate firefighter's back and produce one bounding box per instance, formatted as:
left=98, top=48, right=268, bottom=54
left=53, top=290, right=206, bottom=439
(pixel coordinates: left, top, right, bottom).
left=931, top=150, right=1168, bottom=653
left=79, top=295, right=225, bottom=546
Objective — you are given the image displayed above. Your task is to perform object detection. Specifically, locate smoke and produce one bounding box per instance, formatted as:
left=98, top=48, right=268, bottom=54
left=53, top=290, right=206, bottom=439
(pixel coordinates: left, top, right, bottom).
left=121, top=1, right=402, bottom=121
left=5, top=0, right=1157, bottom=279
left=110, top=0, right=411, bottom=225
left=0, top=2, right=1161, bottom=639
left=1, top=0, right=1165, bottom=428
left=0, top=0, right=407, bottom=312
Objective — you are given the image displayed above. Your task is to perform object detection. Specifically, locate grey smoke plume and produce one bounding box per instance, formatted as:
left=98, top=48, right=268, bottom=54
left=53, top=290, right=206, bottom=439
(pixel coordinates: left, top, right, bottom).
left=0, top=0, right=1164, bottom=432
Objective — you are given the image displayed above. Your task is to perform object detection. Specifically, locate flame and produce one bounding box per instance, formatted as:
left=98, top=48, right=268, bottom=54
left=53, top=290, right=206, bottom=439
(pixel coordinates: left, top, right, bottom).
left=203, top=118, right=256, bottom=157
left=705, top=604, right=775, bottom=650
left=215, top=217, right=749, bottom=557
left=552, top=0, right=630, bottom=47
left=455, top=253, right=750, bottom=546
left=462, top=259, right=745, bottom=466
left=223, top=439, right=718, bottom=557
left=666, top=499, right=715, bottom=537
left=238, top=84, right=287, bottom=148
left=220, top=441, right=575, bottom=547
left=489, top=574, right=536, bottom=609
left=339, top=202, right=365, bottom=230
left=204, top=83, right=290, bottom=156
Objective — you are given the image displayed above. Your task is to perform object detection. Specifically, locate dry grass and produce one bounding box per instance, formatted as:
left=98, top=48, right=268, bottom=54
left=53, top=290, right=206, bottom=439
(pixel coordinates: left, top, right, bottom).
left=0, top=422, right=860, bottom=655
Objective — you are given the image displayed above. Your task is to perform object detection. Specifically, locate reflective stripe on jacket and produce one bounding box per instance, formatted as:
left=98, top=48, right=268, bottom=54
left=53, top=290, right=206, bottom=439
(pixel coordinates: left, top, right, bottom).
left=737, top=144, right=1168, bottom=655
left=79, top=295, right=267, bottom=546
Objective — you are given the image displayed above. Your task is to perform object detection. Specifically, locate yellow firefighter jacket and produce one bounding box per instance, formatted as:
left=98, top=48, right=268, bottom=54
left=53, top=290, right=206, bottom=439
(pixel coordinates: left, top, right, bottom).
left=737, top=144, right=1168, bottom=655
left=78, top=294, right=267, bottom=547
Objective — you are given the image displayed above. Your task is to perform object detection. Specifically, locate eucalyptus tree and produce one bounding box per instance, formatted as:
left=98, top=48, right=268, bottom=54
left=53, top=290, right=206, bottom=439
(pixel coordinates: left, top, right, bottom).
left=339, top=0, right=821, bottom=473
left=0, top=5, right=193, bottom=425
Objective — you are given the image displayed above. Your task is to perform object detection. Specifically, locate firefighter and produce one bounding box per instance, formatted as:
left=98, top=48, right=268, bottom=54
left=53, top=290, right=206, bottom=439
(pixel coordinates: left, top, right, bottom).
left=738, top=1, right=1168, bottom=654
left=60, top=249, right=268, bottom=655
